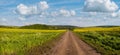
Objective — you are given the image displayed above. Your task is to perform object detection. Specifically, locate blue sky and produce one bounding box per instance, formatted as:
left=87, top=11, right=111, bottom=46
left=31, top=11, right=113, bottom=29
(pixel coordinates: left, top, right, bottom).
left=0, top=0, right=120, bottom=27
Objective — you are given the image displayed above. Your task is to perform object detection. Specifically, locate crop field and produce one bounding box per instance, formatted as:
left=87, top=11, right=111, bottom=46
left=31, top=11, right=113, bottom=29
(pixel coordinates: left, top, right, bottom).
left=75, top=27, right=120, bottom=55
left=1, top=27, right=120, bottom=55
left=0, top=28, right=65, bottom=55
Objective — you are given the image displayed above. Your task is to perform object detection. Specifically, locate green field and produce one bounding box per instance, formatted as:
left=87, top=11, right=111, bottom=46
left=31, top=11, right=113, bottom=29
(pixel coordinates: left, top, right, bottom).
left=0, top=28, right=65, bottom=55
left=75, top=27, right=120, bottom=55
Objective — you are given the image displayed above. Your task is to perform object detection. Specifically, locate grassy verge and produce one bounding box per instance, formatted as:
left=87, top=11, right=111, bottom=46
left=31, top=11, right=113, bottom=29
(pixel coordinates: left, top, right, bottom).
left=74, top=27, right=120, bottom=55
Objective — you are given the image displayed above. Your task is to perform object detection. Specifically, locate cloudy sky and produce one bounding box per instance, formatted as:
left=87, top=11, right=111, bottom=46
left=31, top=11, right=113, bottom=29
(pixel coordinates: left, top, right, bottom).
left=0, top=0, right=120, bottom=27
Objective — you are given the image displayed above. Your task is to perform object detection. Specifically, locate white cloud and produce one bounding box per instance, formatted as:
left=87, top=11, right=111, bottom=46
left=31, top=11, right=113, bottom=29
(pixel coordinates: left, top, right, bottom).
left=89, top=12, right=97, bottom=16
left=50, top=9, right=76, bottom=17
left=38, top=1, right=49, bottom=10
left=1, top=18, right=7, bottom=22
left=60, top=9, right=76, bottom=17
left=0, top=18, right=7, bottom=25
left=111, top=12, right=117, bottom=17
left=15, top=1, right=77, bottom=19
left=39, top=12, right=49, bottom=18
left=110, top=10, right=120, bottom=18
left=60, top=9, right=71, bottom=17
left=84, top=0, right=119, bottom=12
left=16, top=1, right=49, bottom=15
left=16, top=4, right=38, bottom=15
left=16, top=4, right=30, bottom=15
left=70, top=10, right=76, bottom=16
left=49, top=19, right=56, bottom=23
left=18, top=17, right=26, bottom=21
left=51, top=11, right=59, bottom=17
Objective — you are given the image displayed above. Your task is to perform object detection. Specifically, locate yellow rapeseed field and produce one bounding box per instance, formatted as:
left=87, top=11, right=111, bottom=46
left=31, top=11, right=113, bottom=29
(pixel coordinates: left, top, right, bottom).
left=0, top=28, right=66, bottom=33
left=0, top=28, right=66, bottom=55
left=74, top=27, right=120, bottom=32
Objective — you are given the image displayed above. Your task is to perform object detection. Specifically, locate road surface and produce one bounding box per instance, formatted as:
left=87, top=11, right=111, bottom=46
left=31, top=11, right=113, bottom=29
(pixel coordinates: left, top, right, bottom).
left=49, top=31, right=101, bottom=55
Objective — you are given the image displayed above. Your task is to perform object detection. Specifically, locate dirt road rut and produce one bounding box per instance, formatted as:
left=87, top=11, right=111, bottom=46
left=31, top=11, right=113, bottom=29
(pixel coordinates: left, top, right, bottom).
left=49, top=31, right=101, bottom=55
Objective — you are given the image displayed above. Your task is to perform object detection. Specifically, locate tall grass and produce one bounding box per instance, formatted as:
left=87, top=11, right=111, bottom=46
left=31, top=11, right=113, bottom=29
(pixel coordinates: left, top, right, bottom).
left=0, top=28, right=65, bottom=55
left=75, top=27, right=120, bottom=55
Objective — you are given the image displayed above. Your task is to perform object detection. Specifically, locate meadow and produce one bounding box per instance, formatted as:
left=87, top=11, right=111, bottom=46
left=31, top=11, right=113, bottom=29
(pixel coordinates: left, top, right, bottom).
left=0, top=28, right=65, bottom=55
left=74, top=27, right=120, bottom=55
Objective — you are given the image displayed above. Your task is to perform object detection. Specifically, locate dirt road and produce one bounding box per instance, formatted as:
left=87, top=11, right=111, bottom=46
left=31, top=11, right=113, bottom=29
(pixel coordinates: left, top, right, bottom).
left=49, top=31, right=101, bottom=55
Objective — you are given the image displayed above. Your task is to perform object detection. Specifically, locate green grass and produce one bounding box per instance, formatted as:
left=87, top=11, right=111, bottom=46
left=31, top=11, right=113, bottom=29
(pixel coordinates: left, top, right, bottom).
left=75, top=31, right=120, bottom=55
left=0, top=29, right=65, bottom=55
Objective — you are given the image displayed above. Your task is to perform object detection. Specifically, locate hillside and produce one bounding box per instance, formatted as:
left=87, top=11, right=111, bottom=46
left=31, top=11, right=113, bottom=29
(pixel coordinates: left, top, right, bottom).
left=19, top=24, right=78, bottom=30
left=1, top=24, right=120, bottom=30
left=0, top=25, right=17, bottom=28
